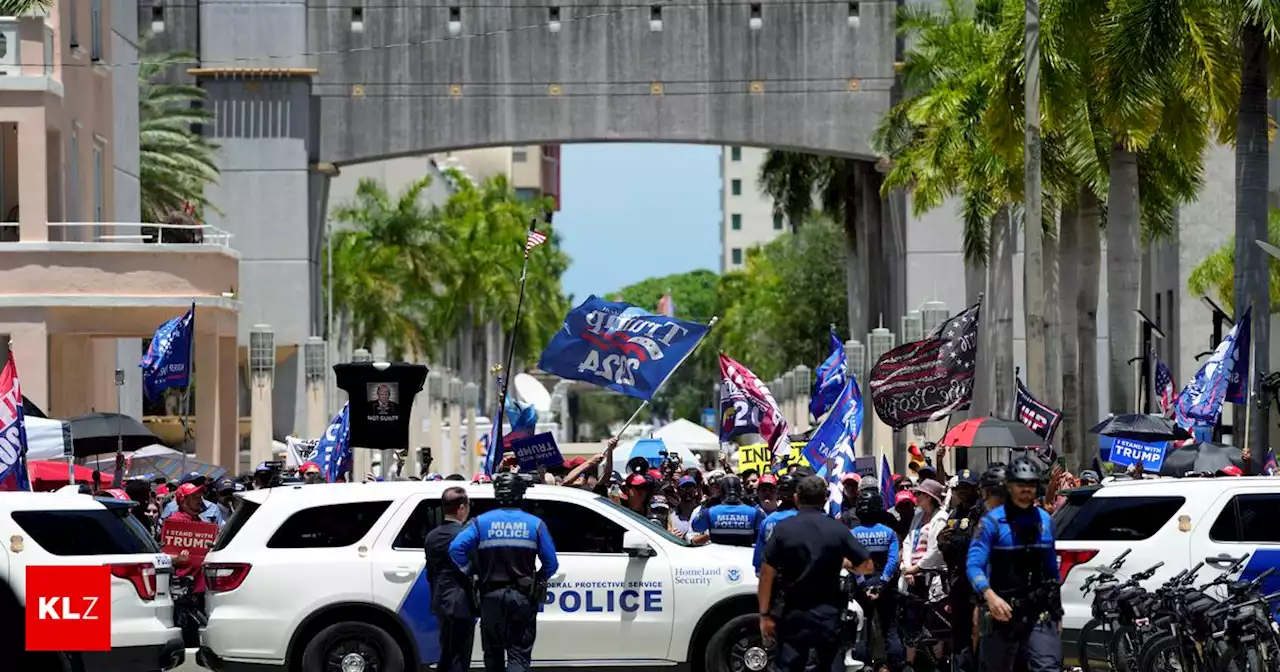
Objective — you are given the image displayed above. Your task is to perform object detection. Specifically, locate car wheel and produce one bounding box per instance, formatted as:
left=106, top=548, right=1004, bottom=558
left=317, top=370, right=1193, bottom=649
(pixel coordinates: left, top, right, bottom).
left=301, top=621, right=406, bottom=672
left=706, top=613, right=772, bottom=672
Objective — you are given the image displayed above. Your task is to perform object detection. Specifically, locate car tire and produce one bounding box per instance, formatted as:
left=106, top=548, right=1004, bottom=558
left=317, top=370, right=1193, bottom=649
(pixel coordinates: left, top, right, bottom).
left=705, top=613, right=772, bottom=672
left=301, top=621, right=406, bottom=672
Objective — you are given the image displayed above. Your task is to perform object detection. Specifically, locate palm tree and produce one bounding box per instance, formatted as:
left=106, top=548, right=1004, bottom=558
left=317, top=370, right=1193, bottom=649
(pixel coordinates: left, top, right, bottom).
left=0, top=1, right=50, bottom=13
left=1189, top=209, right=1280, bottom=313
left=325, top=176, right=448, bottom=361
left=138, top=49, right=219, bottom=223
left=757, top=152, right=820, bottom=233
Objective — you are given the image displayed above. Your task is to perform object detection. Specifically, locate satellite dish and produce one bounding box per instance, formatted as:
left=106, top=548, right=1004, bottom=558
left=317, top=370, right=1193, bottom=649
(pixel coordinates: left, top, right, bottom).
left=513, top=373, right=552, bottom=413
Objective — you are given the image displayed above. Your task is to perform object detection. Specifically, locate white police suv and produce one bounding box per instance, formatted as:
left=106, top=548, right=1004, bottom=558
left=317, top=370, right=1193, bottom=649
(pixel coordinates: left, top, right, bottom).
left=197, top=481, right=767, bottom=672
left=0, top=491, right=186, bottom=672
left=1054, top=476, right=1280, bottom=661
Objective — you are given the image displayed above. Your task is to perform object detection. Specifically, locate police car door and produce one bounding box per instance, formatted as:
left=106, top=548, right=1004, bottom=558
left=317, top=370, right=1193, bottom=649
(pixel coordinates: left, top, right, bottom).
left=1190, top=482, right=1280, bottom=594
left=527, top=490, right=675, bottom=664
left=369, top=492, right=445, bottom=668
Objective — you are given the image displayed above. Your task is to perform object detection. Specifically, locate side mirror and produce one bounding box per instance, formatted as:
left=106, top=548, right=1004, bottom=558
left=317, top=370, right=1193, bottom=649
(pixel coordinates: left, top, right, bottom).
left=623, top=530, right=655, bottom=558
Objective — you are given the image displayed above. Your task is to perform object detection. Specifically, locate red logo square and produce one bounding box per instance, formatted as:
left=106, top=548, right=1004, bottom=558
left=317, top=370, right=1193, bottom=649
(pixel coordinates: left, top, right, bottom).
left=25, top=565, right=111, bottom=651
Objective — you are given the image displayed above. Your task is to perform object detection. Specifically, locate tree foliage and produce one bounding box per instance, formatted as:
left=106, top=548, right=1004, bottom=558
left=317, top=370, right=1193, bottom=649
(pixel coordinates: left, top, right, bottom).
left=139, top=47, right=220, bottom=223
left=1188, top=208, right=1280, bottom=313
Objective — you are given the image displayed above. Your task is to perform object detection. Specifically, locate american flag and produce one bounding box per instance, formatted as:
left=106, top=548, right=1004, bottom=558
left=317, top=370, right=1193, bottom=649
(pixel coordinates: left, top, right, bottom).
left=657, top=293, right=675, bottom=317
left=525, top=229, right=548, bottom=252
left=868, top=300, right=981, bottom=430
left=1152, top=345, right=1176, bottom=418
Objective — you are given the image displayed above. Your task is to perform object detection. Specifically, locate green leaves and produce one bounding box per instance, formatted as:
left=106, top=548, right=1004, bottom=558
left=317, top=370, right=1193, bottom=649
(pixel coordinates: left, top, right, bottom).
left=1188, top=208, right=1280, bottom=312
left=138, top=48, right=219, bottom=223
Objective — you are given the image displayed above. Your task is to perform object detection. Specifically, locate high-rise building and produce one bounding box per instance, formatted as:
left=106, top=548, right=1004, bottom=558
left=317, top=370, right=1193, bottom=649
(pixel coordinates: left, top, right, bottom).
left=720, top=146, right=786, bottom=272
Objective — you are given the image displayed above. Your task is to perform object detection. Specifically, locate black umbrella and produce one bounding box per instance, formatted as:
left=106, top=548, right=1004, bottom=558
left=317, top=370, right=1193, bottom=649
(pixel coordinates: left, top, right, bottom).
left=65, top=412, right=161, bottom=458
left=1158, top=442, right=1245, bottom=477
left=1089, top=414, right=1192, bottom=443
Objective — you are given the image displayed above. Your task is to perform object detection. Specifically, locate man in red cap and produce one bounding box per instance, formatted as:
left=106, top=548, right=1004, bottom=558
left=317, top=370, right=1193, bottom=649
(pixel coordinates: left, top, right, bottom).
left=622, top=472, right=654, bottom=517
left=756, top=474, right=779, bottom=514
left=166, top=482, right=211, bottom=646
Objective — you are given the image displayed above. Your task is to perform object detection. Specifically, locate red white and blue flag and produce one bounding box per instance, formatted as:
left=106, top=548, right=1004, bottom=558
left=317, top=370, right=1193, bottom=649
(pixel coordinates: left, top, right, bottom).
left=1152, top=346, right=1177, bottom=418
left=525, top=229, right=548, bottom=253
left=0, top=357, right=30, bottom=491
left=719, top=353, right=791, bottom=461
left=657, top=293, right=675, bottom=317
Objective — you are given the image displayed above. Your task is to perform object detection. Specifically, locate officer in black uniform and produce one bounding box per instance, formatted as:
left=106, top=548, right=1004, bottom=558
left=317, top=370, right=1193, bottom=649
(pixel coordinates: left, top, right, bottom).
left=449, top=473, right=560, bottom=672
left=759, top=475, right=874, bottom=672
left=966, top=458, right=1061, bottom=672
left=425, top=486, right=477, bottom=672
left=937, top=469, right=982, bottom=672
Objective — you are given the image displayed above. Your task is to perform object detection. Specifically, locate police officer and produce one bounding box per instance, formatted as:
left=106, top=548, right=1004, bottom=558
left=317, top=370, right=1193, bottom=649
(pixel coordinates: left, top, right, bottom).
left=425, top=486, right=477, bottom=672
left=980, top=463, right=1008, bottom=512
left=966, top=458, right=1061, bottom=672
left=758, top=475, right=875, bottom=672
left=937, top=469, right=983, bottom=672
left=449, top=473, right=559, bottom=672
left=849, top=489, right=905, bottom=672
left=690, top=475, right=764, bottom=547
left=752, top=473, right=800, bottom=574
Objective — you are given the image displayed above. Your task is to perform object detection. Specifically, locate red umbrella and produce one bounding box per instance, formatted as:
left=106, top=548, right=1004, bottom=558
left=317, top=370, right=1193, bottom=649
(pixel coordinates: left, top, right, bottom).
left=28, top=460, right=96, bottom=483
left=941, top=417, right=1044, bottom=448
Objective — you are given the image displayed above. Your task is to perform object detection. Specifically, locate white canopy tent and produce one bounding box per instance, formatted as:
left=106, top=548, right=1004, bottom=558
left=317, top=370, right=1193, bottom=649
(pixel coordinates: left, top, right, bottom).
left=652, top=418, right=721, bottom=454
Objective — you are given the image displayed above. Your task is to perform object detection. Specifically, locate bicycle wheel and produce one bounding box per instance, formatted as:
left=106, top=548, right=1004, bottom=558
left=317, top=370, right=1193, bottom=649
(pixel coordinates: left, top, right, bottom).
left=1108, top=625, right=1142, bottom=672
left=1137, top=633, right=1186, bottom=672
left=1077, top=619, right=1100, bottom=672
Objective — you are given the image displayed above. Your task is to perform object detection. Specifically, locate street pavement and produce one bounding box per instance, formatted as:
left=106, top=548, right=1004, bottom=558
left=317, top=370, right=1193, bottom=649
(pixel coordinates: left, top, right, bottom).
left=174, top=648, right=202, bottom=671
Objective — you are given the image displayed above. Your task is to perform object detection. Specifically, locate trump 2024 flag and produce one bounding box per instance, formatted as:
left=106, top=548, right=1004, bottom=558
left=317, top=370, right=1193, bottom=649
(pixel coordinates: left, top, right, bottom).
left=0, top=357, right=29, bottom=491
left=538, top=295, right=710, bottom=400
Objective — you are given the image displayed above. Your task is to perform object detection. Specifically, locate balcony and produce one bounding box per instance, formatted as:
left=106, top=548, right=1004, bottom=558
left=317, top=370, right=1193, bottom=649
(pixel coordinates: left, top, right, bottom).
left=0, top=15, right=61, bottom=95
left=0, top=221, right=240, bottom=323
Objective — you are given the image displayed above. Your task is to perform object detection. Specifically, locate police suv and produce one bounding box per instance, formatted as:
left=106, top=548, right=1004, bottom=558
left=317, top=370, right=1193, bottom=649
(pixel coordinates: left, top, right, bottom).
left=1054, top=476, right=1280, bottom=660
left=0, top=491, right=186, bottom=672
left=197, top=481, right=768, bottom=672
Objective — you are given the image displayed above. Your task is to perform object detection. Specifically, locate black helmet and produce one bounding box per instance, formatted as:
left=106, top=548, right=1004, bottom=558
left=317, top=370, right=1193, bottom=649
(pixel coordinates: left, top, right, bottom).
left=980, top=463, right=1008, bottom=489
left=1007, top=458, right=1041, bottom=484
left=720, top=475, right=744, bottom=503
left=854, top=488, right=884, bottom=520
left=777, top=473, right=799, bottom=499
left=493, top=472, right=528, bottom=506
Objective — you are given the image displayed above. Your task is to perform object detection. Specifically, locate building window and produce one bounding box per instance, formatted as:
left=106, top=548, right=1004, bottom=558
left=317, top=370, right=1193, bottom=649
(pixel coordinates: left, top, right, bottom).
left=68, top=131, right=78, bottom=222
left=731, top=214, right=742, bottom=230
left=731, top=248, right=743, bottom=265
left=69, top=0, right=78, bottom=47
left=90, top=0, right=101, bottom=61
left=731, top=179, right=742, bottom=196
left=731, top=146, right=741, bottom=161
left=513, top=149, right=528, bottom=162
left=92, top=143, right=103, bottom=238
left=514, top=187, right=538, bottom=202
left=773, top=213, right=784, bottom=230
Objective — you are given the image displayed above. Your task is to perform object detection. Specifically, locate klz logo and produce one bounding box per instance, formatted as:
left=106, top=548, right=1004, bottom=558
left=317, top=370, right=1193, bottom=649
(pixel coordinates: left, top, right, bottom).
left=26, top=565, right=111, bottom=651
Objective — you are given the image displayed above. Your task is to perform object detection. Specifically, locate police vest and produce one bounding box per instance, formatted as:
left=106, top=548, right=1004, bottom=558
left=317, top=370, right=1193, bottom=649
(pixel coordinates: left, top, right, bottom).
left=979, top=505, right=1059, bottom=610
left=704, top=503, right=762, bottom=547
left=851, top=523, right=898, bottom=573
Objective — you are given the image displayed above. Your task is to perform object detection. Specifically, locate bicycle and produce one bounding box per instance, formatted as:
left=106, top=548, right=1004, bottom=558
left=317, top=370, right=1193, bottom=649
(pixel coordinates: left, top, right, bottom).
left=897, top=567, right=953, bottom=672
left=1077, top=548, right=1167, bottom=672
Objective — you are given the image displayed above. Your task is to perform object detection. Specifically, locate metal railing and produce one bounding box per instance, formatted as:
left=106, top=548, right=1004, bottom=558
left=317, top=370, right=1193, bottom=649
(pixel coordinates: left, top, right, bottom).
left=2, top=222, right=236, bottom=247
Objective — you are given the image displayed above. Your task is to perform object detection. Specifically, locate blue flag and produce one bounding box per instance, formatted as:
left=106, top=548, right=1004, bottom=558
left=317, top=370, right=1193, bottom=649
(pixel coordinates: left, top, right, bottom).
left=802, top=376, right=864, bottom=472
left=482, top=417, right=502, bottom=476
left=537, top=295, right=710, bottom=400
left=879, top=454, right=896, bottom=510
left=1176, top=307, right=1250, bottom=429
left=140, top=304, right=194, bottom=400
left=506, top=396, right=538, bottom=433
left=313, top=404, right=352, bottom=483
left=810, top=327, right=847, bottom=420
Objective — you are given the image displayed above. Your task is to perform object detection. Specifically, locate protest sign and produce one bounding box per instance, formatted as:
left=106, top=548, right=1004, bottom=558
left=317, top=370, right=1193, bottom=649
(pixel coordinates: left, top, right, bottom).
left=737, top=443, right=771, bottom=474
left=510, top=432, right=564, bottom=472
left=160, top=518, right=219, bottom=561
left=1106, top=437, right=1168, bottom=471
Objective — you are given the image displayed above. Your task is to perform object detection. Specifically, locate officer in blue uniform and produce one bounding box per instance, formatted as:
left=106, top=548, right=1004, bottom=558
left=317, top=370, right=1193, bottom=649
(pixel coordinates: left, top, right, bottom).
left=449, top=472, right=559, bottom=672
left=849, top=489, right=904, bottom=671
left=753, top=473, right=800, bottom=574
left=966, top=458, right=1061, bottom=672
left=690, top=475, right=764, bottom=547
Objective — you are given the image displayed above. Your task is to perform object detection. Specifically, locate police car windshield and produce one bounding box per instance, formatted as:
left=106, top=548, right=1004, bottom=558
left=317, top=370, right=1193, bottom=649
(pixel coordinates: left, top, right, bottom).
left=597, top=496, right=692, bottom=547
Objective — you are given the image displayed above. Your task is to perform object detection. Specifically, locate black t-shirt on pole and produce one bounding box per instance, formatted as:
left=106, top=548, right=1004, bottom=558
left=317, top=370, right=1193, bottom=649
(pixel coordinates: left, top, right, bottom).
left=334, top=362, right=429, bottom=450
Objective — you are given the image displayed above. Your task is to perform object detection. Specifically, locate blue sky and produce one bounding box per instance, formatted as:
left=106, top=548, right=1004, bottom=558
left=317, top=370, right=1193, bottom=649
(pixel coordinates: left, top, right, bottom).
left=555, top=144, right=720, bottom=302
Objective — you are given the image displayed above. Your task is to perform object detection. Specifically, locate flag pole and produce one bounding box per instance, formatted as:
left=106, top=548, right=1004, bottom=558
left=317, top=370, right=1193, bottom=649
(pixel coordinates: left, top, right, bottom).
left=181, top=301, right=194, bottom=475
left=1242, top=308, right=1256, bottom=471
left=493, top=219, right=540, bottom=459
left=615, top=315, right=720, bottom=438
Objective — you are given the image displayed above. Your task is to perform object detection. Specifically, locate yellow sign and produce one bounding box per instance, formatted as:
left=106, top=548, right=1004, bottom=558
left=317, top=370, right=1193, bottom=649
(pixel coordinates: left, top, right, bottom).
left=738, top=444, right=771, bottom=474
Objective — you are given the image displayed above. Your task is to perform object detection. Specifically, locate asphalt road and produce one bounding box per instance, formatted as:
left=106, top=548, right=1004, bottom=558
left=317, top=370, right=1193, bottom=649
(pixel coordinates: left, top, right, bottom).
left=174, top=649, right=202, bottom=671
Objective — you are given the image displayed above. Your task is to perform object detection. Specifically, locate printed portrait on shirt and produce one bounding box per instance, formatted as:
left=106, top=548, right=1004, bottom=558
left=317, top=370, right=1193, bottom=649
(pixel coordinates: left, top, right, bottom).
left=367, top=382, right=400, bottom=420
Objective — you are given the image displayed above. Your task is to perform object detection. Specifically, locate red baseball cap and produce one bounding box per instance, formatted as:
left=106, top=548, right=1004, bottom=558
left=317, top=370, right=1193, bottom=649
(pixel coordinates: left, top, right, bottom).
left=840, top=472, right=862, bottom=483
left=757, top=474, right=778, bottom=486
left=176, top=482, right=204, bottom=498
left=300, top=461, right=321, bottom=474
left=895, top=490, right=917, bottom=506
left=1220, top=465, right=1244, bottom=477
left=625, top=473, right=649, bottom=487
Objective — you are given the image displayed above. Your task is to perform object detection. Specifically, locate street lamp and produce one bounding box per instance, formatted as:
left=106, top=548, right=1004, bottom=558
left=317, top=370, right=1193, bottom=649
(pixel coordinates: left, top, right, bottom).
left=1131, top=309, right=1165, bottom=413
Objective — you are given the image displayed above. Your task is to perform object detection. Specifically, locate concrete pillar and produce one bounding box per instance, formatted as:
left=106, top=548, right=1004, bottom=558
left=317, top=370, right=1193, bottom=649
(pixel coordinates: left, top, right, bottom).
left=195, top=330, right=221, bottom=465
left=447, top=377, right=463, bottom=475
left=793, top=365, right=812, bottom=433
left=846, top=339, right=866, bottom=457
left=49, top=334, right=92, bottom=417
left=868, top=327, right=897, bottom=470
left=406, top=370, right=429, bottom=477
left=218, top=336, right=238, bottom=470
left=303, top=337, right=327, bottom=437
left=17, top=115, right=47, bottom=242
left=113, top=339, right=142, bottom=419
left=4, top=321, right=49, bottom=413
left=248, top=325, right=274, bottom=469
left=463, top=382, right=479, bottom=477
left=427, top=371, right=445, bottom=475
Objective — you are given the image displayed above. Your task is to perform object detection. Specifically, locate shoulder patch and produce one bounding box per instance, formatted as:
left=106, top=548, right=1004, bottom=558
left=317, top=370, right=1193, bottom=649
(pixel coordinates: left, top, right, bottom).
left=947, top=519, right=958, bottom=529
left=960, top=518, right=970, bottom=530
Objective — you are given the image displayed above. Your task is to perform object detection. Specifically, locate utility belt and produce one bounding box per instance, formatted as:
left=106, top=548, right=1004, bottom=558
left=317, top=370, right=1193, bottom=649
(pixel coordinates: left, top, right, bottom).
left=479, top=576, right=543, bottom=601
left=978, top=586, right=1063, bottom=632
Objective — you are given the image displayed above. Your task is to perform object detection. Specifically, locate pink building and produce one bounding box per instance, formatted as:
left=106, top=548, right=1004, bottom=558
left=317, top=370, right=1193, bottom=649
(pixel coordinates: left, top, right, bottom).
left=0, top=2, right=240, bottom=468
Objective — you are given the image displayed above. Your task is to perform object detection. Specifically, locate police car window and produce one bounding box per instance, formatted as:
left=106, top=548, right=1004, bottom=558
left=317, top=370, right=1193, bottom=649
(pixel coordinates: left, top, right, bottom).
left=455, top=498, right=626, bottom=554
left=598, top=496, right=691, bottom=546
left=1056, top=495, right=1184, bottom=541
left=11, top=508, right=160, bottom=555
left=1210, top=494, right=1280, bottom=543
left=393, top=499, right=445, bottom=550
left=267, top=501, right=393, bottom=549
